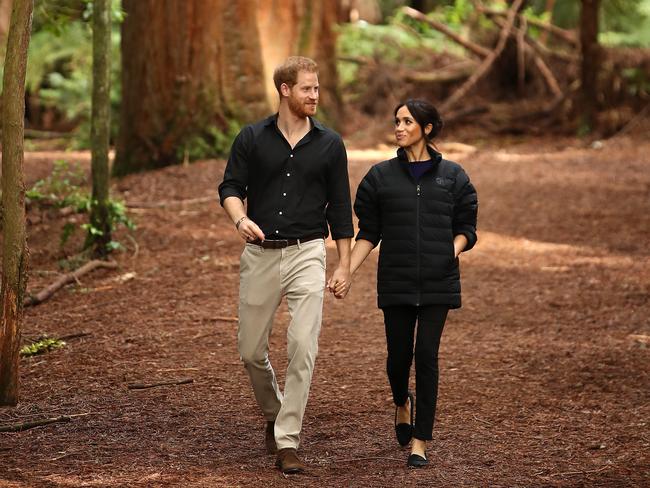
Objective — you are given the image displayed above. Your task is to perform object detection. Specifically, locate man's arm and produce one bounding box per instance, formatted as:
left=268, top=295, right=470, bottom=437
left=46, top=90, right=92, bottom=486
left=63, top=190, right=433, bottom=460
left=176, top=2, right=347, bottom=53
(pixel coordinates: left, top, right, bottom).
left=222, top=196, right=265, bottom=242
left=326, top=238, right=351, bottom=300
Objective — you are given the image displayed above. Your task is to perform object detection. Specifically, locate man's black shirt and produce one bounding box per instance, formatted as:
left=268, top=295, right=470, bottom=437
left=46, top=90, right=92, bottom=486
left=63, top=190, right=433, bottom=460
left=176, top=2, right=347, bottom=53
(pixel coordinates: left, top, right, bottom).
left=219, top=114, right=353, bottom=240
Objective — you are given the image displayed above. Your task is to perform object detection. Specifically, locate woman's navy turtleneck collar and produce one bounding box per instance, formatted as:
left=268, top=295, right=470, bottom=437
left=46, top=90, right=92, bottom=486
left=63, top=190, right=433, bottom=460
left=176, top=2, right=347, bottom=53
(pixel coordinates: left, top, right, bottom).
left=396, top=144, right=442, bottom=164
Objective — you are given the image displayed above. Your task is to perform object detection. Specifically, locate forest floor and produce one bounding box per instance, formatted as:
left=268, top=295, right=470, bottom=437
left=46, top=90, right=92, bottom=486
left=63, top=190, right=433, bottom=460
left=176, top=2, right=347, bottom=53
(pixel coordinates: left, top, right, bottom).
left=0, top=134, right=649, bottom=487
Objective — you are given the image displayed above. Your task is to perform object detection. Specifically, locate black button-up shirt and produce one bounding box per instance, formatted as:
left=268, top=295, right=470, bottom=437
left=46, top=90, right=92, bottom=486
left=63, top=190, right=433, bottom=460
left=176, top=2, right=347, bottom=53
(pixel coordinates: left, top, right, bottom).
left=218, top=114, right=354, bottom=240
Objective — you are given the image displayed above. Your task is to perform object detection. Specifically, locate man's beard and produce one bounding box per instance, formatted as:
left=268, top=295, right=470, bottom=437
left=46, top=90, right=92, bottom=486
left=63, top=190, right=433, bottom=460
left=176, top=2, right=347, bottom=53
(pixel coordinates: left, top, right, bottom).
left=288, top=96, right=317, bottom=118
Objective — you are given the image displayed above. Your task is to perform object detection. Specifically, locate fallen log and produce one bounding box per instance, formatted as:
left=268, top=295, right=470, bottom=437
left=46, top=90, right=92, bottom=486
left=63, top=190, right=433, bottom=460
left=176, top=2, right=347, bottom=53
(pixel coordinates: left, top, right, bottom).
left=404, top=61, right=477, bottom=84
left=444, top=105, right=489, bottom=124
left=24, top=260, right=118, bottom=307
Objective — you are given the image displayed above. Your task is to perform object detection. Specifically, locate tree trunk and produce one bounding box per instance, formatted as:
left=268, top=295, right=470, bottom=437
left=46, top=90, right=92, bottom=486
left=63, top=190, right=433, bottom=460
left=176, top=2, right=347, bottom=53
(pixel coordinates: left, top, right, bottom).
left=1, top=0, right=33, bottom=407
left=113, top=0, right=269, bottom=176
left=0, top=0, right=12, bottom=43
left=87, top=0, right=111, bottom=256
left=256, top=0, right=342, bottom=127
left=579, top=0, right=601, bottom=133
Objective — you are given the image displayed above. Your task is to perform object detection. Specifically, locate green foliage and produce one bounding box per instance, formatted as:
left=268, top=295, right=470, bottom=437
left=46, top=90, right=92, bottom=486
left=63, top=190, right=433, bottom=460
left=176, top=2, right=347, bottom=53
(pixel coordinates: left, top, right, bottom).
left=81, top=199, right=135, bottom=252
left=20, top=337, right=66, bottom=357
left=600, top=0, right=650, bottom=46
left=26, top=159, right=88, bottom=209
left=528, top=0, right=650, bottom=46
left=182, top=121, right=244, bottom=162
left=336, top=20, right=448, bottom=88
left=1, top=1, right=124, bottom=148
left=621, top=67, right=650, bottom=97
left=26, top=160, right=135, bottom=250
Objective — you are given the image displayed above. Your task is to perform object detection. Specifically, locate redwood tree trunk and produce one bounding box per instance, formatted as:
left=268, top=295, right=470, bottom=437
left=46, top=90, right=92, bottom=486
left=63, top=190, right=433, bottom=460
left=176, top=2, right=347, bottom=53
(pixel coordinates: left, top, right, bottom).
left=87, top=0, right=112, bottom=256
left=256, top=0, right=342, bottom=127
left=1, top=0, right=33, bottom=407
left=114, top=0, right=268, bottom=176
left=579, top=0, right=601, bottom=133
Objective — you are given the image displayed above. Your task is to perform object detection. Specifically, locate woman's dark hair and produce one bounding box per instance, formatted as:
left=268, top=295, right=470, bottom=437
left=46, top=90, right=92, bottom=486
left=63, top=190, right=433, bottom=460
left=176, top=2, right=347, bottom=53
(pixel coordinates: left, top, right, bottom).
left=394, top=99, right=443, bottom=142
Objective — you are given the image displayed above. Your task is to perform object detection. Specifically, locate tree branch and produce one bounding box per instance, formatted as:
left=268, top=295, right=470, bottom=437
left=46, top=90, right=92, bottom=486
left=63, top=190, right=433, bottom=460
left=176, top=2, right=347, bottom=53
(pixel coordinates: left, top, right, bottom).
left=401, top=6, right=491, bottom=58
left=441, top=0, right=525, bottom=113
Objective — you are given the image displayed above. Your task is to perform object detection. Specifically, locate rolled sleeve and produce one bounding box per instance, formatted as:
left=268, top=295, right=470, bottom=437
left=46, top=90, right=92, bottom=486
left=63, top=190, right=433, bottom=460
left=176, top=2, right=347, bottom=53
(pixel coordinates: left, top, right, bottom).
left=353, top=168, right=381, bottom=247
left=218, top=126, right=253, bottom=206
left=452, top=168, right=478, bottom=251
left=325, top=137, right=354, bottom=239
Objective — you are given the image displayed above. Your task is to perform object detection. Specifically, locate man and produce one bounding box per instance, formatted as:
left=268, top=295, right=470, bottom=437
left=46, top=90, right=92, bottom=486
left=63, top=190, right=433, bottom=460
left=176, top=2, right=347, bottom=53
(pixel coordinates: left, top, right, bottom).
left=218, top=56, right=352, bottom=474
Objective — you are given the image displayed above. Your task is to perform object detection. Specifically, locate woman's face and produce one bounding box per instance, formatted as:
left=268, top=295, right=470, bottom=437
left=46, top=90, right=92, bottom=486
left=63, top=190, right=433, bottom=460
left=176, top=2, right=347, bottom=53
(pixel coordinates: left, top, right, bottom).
left=394, top=105, right=424, bottom=148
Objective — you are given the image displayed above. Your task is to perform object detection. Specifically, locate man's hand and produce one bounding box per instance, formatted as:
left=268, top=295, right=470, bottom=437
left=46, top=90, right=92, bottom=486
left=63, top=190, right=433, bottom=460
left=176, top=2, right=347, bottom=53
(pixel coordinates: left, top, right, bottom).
left=327, top=266, right=351, bottom=299
left=238, top=218, right=265, bottom=242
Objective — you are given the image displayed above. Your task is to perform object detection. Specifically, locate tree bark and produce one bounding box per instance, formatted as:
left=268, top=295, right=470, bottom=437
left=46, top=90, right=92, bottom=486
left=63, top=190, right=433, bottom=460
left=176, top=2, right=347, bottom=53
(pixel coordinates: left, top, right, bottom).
left=114, top=0, right=269, bottom=176
left=87, top=0, right=111, bottom=256
left=256, top=0, right=342, bottom=127
left=579, top=0, right=601, bottom=133
left=1, top=0, right=33, bottom=407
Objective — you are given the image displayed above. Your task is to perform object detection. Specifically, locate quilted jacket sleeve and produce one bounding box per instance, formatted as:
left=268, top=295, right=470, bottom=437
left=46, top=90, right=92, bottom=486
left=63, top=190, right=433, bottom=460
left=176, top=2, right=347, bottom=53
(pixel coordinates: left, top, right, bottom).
left=452, top=168, right=478, bottom=251
left=353, top=167, right=382, bottom=247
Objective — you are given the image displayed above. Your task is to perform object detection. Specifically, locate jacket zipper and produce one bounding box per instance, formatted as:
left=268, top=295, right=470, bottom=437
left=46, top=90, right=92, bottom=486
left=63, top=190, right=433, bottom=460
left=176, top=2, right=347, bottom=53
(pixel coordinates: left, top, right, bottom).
left=416, top=183, right=421, bottom=307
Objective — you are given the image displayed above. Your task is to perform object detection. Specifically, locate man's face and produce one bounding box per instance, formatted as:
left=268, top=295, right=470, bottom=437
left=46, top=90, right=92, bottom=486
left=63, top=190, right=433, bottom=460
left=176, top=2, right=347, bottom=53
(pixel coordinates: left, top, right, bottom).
left=286, top=71, right=319, bottom=117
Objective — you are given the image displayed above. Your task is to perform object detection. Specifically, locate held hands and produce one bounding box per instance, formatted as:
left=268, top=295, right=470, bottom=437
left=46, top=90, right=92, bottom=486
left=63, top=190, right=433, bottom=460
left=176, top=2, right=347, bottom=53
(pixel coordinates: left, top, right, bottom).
left=327, top=266, right=351, bottom=299
left=236, top=217, right=265, bottom=242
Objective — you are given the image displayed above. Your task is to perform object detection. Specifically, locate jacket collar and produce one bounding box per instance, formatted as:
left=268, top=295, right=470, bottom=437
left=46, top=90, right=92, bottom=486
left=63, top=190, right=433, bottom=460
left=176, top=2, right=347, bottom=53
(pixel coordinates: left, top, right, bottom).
left=396, top=144, right=442, bottom=164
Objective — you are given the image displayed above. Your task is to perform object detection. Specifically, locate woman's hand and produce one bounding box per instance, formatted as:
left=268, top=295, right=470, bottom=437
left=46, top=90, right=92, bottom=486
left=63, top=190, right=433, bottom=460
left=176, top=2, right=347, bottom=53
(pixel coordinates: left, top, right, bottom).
left=327, top=267, right=351, bottom=299
left=453, top=234, right=468, bottom=258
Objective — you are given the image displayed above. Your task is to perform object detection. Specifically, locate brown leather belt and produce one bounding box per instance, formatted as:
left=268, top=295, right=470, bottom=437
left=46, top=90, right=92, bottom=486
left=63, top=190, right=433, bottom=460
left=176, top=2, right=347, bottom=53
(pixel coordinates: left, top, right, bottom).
left=249, top=235, right=322, bottom=249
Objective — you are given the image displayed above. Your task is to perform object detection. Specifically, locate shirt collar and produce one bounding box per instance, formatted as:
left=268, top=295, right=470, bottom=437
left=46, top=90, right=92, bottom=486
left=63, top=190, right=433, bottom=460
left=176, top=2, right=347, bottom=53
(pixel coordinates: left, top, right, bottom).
left=263, top=113, right=325, bottom=132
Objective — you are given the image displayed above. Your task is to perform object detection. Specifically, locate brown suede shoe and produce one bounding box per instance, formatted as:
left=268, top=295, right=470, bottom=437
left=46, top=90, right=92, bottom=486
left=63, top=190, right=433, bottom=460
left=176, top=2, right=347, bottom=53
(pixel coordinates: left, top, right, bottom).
left=265, top=421, right=277, bottom=454
left=275, top=448, right=305, bottom=474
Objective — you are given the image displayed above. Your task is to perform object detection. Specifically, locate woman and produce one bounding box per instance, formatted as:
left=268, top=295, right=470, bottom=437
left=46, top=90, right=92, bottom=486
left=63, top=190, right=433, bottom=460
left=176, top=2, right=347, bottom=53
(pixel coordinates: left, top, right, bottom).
left=334, top=99, right=478, bottom=467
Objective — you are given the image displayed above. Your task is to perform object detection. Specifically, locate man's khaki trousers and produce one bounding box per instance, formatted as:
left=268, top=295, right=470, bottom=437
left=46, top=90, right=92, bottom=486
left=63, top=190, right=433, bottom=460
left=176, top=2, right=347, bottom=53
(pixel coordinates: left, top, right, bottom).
left=238, top=238, right=326, bottom=450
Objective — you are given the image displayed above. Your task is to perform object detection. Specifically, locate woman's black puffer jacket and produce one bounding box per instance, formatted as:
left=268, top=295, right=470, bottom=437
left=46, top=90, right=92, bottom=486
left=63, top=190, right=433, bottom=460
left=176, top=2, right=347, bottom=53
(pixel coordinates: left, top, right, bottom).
left=354, top=146, right=478, bottom=309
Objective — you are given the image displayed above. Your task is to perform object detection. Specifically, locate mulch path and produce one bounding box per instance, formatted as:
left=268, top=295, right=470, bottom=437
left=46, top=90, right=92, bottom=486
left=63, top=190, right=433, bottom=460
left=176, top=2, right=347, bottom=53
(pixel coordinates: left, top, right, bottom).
left=1, top=135, right=648, bottom=487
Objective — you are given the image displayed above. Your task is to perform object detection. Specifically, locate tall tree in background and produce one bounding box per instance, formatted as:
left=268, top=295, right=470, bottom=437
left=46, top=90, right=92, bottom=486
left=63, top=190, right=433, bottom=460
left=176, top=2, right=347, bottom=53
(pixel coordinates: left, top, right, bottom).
left=257, top=0, right=342, bottom=125
left=579, top=0, right=601, bottom=133
left=86, top=0, right=111, bottom=256
left=115, top=0, right=343, bottom=176
left=1, top=0, right=34, bottom=406
left=113, top=0, right=268, bottom=176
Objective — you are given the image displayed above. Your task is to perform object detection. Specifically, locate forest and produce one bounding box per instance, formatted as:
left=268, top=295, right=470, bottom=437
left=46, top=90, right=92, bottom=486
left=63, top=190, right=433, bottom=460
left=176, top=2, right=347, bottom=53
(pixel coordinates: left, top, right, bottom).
left=0, top=1, right=649, bottom=486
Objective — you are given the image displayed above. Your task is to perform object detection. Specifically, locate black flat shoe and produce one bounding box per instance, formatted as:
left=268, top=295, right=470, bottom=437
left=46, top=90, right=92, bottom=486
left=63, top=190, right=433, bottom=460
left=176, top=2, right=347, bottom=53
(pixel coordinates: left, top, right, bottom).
left=394, top=391, right=414, bottom=446
left=407, top=453, right=428, bottom=468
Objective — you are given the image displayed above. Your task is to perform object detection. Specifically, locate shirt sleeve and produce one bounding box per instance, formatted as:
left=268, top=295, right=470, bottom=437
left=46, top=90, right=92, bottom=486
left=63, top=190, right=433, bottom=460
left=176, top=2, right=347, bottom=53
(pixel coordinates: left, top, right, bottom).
left=452, top=167, right=478, bottom=252
left=353, top=167, right=381, bottom=247
left=325, top=137, right=354, bottom=239
left=218, top=126, right=253, bottom=205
